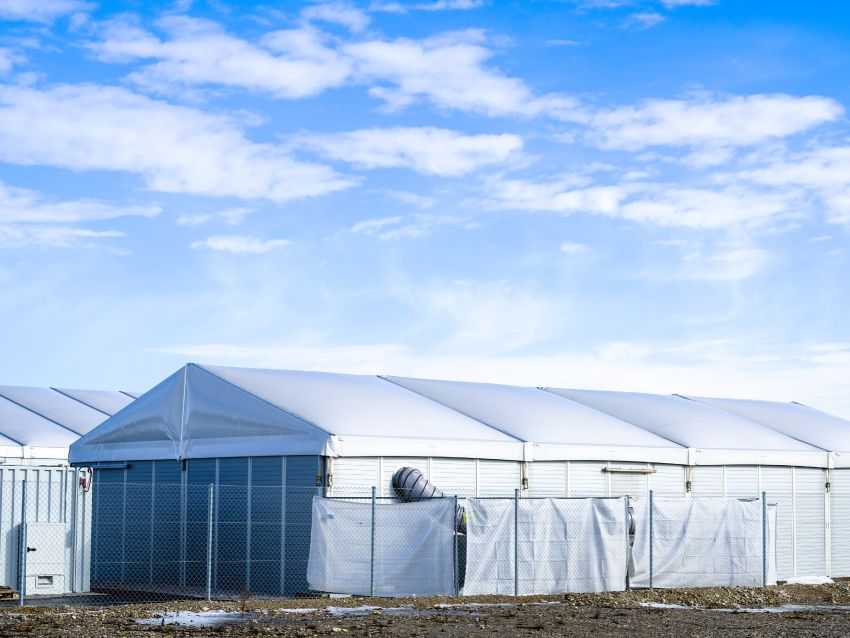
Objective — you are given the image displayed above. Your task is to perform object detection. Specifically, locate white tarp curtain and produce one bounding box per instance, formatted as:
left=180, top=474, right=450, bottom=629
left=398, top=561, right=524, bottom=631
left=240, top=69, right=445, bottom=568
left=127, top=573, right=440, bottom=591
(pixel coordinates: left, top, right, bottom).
left=307, top=497, right=456, bottom=597
left=463, top=497, right=629, bottom=595
left=630, top=497, right=778, bottom=588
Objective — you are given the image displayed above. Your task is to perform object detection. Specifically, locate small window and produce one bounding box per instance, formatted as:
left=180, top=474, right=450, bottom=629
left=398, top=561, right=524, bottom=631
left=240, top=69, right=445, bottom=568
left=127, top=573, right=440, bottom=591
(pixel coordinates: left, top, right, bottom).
left=35, top=575, right=53, bottom=587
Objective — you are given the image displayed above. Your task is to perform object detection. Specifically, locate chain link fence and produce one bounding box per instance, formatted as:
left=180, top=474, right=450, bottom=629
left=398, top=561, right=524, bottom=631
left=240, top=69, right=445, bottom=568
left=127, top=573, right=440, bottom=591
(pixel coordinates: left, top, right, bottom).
left=2, top=481, right=787, bottom=606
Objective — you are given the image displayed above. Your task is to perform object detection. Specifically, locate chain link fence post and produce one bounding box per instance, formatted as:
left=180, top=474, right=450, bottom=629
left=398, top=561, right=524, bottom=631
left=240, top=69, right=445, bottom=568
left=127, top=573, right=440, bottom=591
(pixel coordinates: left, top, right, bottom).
left=18, top=480, right=27, bottom=608
left=625, top=495, right=631, bottom=590
left=514, top=488, right=519, bottom=597
left=762, top=490, right=768, bottom=587
left=370, top=486, right=376, bottom=597
left=206, top=483, right=214, bottom=601
left=453, top=494, right=459, bottom=596
left=649, top=490, right=654, bottom=590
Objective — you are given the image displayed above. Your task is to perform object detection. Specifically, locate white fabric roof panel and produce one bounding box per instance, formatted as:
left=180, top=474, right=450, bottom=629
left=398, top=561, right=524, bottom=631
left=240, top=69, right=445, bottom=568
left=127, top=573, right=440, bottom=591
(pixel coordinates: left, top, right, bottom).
left=69, top=365, right=525, bottom=464
left=0, top=385, right=106, bottom=435
left=68, top=363, right=847, bottom=468
left=0, top=386, right=136, bottom=461
left=385, top=376, right=687, bottom=464
left=200, top=365, right=524, bottom=460
left=54, top=388, right=136, bottom=417
left=688, top=396, right=850, bottom=467
left=0, top=395, right=80, bottom=459
left=548, top=389, right=830, bottom=467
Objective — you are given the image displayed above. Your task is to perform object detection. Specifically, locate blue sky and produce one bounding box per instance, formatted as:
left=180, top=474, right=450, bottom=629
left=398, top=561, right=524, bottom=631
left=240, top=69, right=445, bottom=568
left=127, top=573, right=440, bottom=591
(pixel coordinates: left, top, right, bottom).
left=1, top=0, right=849, bottom=417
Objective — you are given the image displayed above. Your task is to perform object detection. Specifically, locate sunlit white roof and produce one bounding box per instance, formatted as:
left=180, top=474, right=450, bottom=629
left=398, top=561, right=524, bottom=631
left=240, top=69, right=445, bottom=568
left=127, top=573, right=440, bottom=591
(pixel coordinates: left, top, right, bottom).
left=689, top=396, right=850, bottom=462
left=0, top=386, right=135, bottom=461
left=547, top=388, right=828, bottom=467
left=70, top=364, right=524, bottom=463
left=70, top=363, right=849, bottom=467
left=385, top=376, right=686, bottom=464
left=54, top=388, right=136, bottom=417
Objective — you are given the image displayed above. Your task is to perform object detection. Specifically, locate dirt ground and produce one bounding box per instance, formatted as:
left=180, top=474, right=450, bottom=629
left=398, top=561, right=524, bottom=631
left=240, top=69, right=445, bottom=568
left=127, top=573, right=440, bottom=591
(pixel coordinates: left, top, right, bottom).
left=2, top=583, right=850, bottom=637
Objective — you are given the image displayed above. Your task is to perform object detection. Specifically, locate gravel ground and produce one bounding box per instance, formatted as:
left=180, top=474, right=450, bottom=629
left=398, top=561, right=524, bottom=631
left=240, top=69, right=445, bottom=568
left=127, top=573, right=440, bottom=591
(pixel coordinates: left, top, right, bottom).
left=2, top=583, right=850, bottom=637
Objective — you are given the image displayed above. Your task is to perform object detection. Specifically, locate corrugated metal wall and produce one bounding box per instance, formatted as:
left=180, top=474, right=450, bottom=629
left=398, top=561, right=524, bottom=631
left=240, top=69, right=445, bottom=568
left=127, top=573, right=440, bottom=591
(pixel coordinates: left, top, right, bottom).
left=91, top=455, right=322, bottom=596
left=0, top=465, right=89, bottom=595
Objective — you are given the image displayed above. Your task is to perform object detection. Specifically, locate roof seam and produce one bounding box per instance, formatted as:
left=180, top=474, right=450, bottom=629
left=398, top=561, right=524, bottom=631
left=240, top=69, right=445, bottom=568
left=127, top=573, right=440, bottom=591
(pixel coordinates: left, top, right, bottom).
left=377, top=376, right=525, bottom=445
left=0, top=389, right=85, bottom=437
left=51, top=387, right=113, bottom=418
left=684, top=395, right=834, bottom=454
left=194, top=364, right=332, bottom=438
left=539, top=387, right=697, bottom=450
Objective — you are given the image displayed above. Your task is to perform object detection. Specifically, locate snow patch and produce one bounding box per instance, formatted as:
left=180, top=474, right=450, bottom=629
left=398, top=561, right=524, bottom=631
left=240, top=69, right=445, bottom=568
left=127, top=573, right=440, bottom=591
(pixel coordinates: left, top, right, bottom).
left=783, top=576, right=834, bottom=585
left=136, top=611, right=250, bottom=626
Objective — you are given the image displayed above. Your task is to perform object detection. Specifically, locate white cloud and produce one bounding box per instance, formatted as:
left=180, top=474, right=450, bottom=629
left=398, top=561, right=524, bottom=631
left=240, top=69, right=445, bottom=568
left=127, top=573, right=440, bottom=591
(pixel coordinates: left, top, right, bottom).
left=301, top=2, right=371, bottom=32
left=351, top=213, right=477, bottom=239
left=0, top=225, right=124, bottom=248
left=300, top=127, right=522, bottom=175
left=489, top=177, right=800, bottom=229
left=0, top=48, right=24, bottom=75
left=176, top=207, right=253, bottom=226
left=90, top=16, right=352, bottom=99
left=625, top=12, right=665, bottom=30
left=89, top=19, right=580, bottom=120
left=560, top=241, right=590, bottom=254
left=660, top=0, right=714, bottom=6
left=0, top=83, right=353, bottom=201
left=616, top=185, right=800, bottom=229
left=413, top=279, right=570, bottom=349
left=190, top=235, right=292, bottom=254
left=589, top=94, right=843, bottom=150
left=370, top=0, right=484, bottom=13
left=0, top=0, right=91, bottom=22
left=735, top=146, right=850, bottom=225
left=345, top=31, right=581, bottom=118
left=0, top=181, right=161, bottom=223
left=677, top=244, right=769, bottom=281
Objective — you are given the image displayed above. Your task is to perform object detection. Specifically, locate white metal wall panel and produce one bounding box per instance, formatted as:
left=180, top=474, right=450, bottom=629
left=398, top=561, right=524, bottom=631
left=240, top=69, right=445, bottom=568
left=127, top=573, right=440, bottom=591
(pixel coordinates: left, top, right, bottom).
left=528, top=462, right=567, bottom=496
left=794, top=468, right=827, bottom=577
left=429, top=459, right=476, bottom=497
left=0, top=466, right=88, bottom=593
left=691, top=466, right=723, bottom=496
left=609, top=462, right=649, bottom=497
left=381, top=458, right=429, bottom=498
left=331, top=458, right=380, bottom=497
left=568, top=462, right=607, bottom=497
left=830, top=469, right=850, bottom=577
left=650, top=465, right=685, bottom=495
left=725, top=466, right=759, bottom=498
left=761, top=466, right=794, bottom=580
left=477, top=460, right=521, bottom=496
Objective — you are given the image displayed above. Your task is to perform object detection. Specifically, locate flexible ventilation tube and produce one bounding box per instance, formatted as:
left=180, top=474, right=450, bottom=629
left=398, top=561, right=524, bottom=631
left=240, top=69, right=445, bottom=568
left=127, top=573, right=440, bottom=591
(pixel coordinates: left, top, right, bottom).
left=392, top=467, right=466, bottom=534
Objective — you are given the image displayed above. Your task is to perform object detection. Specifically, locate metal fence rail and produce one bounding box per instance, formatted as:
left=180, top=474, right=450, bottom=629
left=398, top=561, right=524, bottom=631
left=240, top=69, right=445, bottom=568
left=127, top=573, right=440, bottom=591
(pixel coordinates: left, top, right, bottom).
left=3, top=481, right=788, bottom=606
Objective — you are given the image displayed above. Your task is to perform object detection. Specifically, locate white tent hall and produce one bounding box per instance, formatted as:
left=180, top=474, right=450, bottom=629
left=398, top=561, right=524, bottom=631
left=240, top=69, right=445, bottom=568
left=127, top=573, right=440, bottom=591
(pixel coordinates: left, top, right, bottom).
left=69, top=363, right=850, bottom=587
left=0, top=386, right=135, bottom=595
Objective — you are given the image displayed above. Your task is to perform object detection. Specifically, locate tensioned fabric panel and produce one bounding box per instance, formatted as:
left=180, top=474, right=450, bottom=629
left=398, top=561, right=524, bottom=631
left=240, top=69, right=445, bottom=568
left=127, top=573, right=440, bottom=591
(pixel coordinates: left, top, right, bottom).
left=688, top=397, right=850, bottom=462
left=202, top=365, right=520, bottom=446
left=384, top=377, right=685, bottom=464
left=548, top=389, right=827, bottom=467
left=0, top=396, right=78, bottom=449
left=0, top=386, right=107, bottom=434
left=54, top=389, right=135, bottom=417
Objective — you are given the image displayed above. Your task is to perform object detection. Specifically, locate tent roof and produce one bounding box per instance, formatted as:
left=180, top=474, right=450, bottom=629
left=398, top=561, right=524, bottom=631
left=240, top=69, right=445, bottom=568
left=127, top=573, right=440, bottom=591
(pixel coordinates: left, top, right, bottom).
left=70, top=363, right=846, bottom=467
left=385, top=376, right=687, bottom=464
left=548, top=389, right=827, bottom=467
left=0, top=385, right=135, bottom=461
left=688, top=396, right=850, bottom=461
